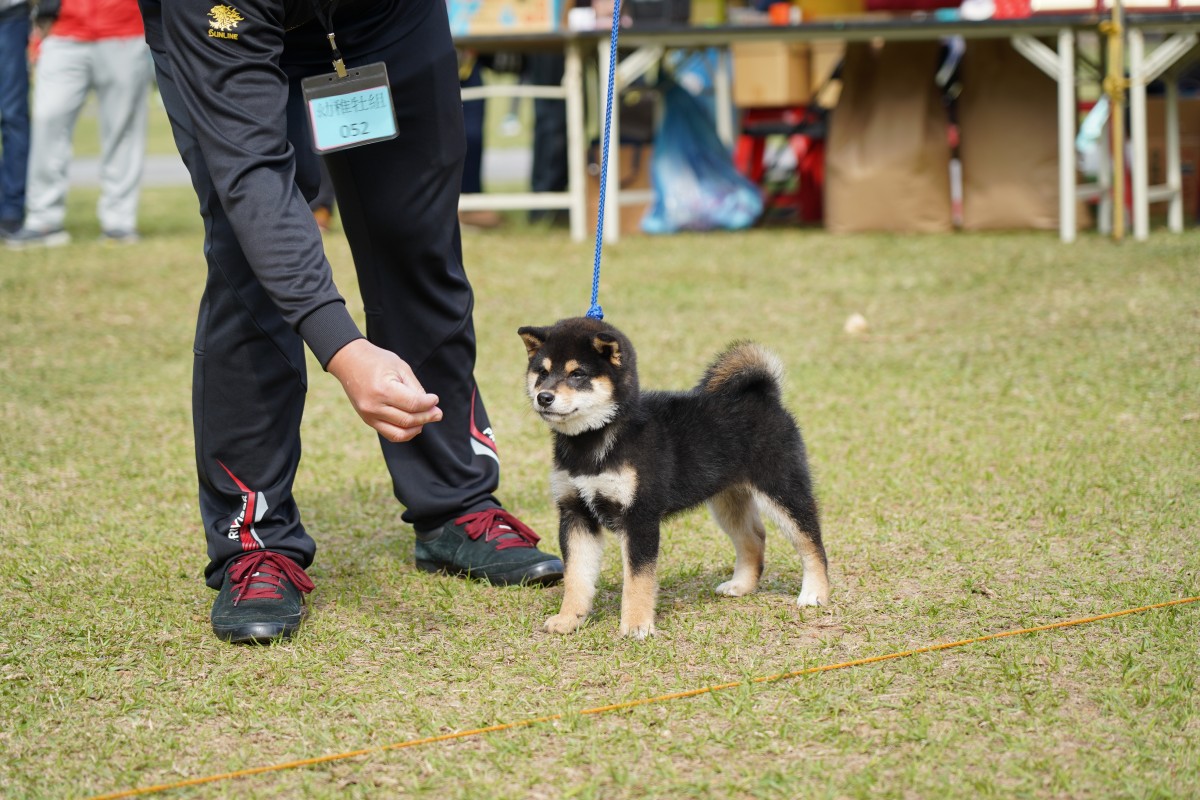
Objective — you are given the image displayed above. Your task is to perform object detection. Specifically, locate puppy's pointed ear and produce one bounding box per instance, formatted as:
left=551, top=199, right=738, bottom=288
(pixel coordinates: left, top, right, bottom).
left=518, top=326, right=547, bottom=359
left=593, top=333, right=622, bottom=366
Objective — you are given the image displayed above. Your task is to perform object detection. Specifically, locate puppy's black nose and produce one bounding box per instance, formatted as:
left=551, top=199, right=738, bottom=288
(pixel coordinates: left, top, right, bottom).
left=536, top=391, right=555, bottom=408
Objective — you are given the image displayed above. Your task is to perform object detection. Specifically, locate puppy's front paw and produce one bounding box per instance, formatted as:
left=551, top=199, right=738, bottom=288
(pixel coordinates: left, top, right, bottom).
left=544, top=613, right=585, bottom=634
left=619, top=621, right=656, bottom=640
left=715, top=579, right=755, bottom=597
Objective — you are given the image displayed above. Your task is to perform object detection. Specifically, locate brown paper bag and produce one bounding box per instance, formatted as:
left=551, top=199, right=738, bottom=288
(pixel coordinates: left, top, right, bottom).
left=824, top=42, right=952, bottom=234
left=958, top=41, right=1059, bottom=231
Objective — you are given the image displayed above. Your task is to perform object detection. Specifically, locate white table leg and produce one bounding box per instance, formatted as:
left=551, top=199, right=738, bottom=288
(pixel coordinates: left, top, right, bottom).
left=1058, top=28, right=1077, bottom=244
left=598, top=39, right=623, bottom=244
left=1097, top=114, right=1113, bottom=236
left=1129, top=29, right=1150, bottom=240
left=565, top=41, right=587, bottom=243
left=1012, top=31, right=1078, bottom=242
left=1166, top=76, right=1183, bottom=233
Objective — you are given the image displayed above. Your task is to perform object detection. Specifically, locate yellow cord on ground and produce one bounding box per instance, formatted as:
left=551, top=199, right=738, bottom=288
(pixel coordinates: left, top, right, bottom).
left=89, top=595, right=1199, bottom=800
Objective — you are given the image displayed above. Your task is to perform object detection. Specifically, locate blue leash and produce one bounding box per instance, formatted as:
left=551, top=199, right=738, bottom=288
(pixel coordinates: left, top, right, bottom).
left=587, top=0, right=622, bottom=321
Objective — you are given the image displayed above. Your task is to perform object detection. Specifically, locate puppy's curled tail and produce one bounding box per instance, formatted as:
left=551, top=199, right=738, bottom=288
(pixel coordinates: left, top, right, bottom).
left=698, top=341, right=786, bottom=399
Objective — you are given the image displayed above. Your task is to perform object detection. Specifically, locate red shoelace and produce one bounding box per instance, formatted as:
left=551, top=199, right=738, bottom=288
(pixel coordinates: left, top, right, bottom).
left=454, top=509, right=541, bottom=550
left=227, top=551, right=314, bottom=605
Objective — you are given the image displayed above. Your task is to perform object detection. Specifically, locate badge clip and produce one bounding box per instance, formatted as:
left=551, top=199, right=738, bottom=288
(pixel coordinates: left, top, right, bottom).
left=327, top=33, right=347, bottom=78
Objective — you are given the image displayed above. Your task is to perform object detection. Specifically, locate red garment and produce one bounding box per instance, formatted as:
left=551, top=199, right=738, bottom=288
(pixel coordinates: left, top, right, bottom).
left=51, top=0, right=144, bottom=41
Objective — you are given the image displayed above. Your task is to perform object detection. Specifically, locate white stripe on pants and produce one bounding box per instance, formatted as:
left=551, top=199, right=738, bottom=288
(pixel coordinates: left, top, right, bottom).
left=25, top=35, right=150, bottom=233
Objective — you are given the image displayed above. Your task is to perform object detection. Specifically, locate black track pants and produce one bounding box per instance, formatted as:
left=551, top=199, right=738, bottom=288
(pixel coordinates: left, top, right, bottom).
left=150, top=0, right=501, bottom=589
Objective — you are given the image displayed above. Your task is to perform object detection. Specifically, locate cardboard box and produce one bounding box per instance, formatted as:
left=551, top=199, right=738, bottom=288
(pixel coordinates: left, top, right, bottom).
left=810, top=40, right=844, bottom=103
left=587, top=144, right=654, bottom=236
left=1029, top=0, right=1095, bottom=12
left=1146, top=98, right=1200, bottom=221
left=800, top=0, right=867, bottom=18
left=732, top=42, right=812, bottom=107
left=1145, top=97, right=1200, bottom=140
left=690, top=0, right=727, bottom=24
left=1102, top=0, right=1174, bottom=9
left=447, top=0, right=563, bottom=35
left=732, top=41, right=844, bottom=109
left=1028, top=0, right=1176, bottom=12
left=1148, top=137, right=1199, bottom=221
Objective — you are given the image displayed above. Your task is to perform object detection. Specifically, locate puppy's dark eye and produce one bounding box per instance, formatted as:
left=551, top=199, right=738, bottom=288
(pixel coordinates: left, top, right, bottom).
left=535, top=368, right=550, bottom=379
left=568, top=369, right=589, bottom=380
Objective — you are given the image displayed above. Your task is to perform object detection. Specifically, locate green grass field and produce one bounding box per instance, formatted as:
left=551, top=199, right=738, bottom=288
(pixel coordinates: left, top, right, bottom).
left=2, top=187, right=1198, bottom=799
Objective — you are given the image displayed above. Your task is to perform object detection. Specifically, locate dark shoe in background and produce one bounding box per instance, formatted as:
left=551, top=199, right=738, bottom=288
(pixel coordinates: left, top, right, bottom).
left=313, top=206, right=333, bottom=232
left=100, top=229, right=141, bottom=245
left=459, top=209, right=504, bottom=229
left=6, top=226, right=69, bottom=249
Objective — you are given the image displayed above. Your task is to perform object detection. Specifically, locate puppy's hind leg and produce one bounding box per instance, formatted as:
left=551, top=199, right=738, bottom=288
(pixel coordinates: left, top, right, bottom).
left=618, top=525, right=659, bottom=639
left=708, top=484, right=766, bottom=597
left=753, top=478, right=830, bottom=607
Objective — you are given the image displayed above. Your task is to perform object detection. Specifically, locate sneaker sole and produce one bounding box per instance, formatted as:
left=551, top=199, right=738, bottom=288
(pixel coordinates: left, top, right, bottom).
left=212, top=610, right=306, bottom=645
left=415, top=558, right=564, bottom=587
left=6, top=231, right=70, bottom=249
left=213, top=620, right=302, bottom=644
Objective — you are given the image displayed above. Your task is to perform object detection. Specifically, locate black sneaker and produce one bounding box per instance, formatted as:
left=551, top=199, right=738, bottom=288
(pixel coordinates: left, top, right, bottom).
left=210, top=551, right=314, bottom=644
left=414, top=508, right=563, bottom=586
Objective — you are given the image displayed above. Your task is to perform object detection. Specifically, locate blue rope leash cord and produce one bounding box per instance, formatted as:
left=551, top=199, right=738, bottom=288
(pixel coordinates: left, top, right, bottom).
left=588, top=0, right=622, bottom=321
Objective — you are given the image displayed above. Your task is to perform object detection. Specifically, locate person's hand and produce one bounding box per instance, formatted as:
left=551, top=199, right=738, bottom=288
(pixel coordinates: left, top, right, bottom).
left=326, top=339, right=442, bottom=443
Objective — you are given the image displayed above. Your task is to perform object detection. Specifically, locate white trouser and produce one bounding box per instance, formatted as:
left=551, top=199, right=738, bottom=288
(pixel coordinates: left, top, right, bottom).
left=25, top=35, right=150, bottom=233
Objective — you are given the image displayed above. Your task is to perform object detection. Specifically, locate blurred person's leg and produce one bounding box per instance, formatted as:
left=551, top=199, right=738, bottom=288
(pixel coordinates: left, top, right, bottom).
left=148, top=42, right=315, bottom=590
left=458, top=55, right=500, bottom=228
left=310, top=160, right=335, bottom=231
left=318, top=5, right=504, bottom=529
left=22, top=35, right=91, bottom=235
left=527, top=53, right=567, bottom=223
left=0, top=8, right=31, bottom=233
left=461, top=56, right=484, bottom=194
left=92, top=35, right=151, bottom=238
left=315, top=0, right=559, bottom=585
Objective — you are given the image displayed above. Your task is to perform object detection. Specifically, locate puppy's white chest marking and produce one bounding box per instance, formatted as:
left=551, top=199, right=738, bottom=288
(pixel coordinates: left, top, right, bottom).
left=553, top=466, right=638, bottom=511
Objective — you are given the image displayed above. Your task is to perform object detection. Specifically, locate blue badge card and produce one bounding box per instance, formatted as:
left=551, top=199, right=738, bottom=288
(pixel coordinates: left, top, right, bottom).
left=301, top=63, right=398, bottom=154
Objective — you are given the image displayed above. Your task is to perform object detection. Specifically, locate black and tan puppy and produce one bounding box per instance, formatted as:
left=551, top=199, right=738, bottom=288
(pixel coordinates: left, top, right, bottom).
left=518, top=317, right=829, bottom=639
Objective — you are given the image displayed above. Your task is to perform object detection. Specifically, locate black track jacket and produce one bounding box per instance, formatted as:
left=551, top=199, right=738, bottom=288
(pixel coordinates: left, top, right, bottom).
left=140, top=0, right=413, bottom=368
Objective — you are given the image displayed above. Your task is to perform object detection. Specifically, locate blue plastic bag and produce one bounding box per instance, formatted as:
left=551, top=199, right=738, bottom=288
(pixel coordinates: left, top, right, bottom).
left=642, top=83, right=763, bottom=234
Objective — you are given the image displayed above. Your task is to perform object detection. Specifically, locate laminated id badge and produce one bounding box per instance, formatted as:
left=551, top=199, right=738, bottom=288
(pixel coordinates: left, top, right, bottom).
left=301, top=63, right=398, bottom=154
